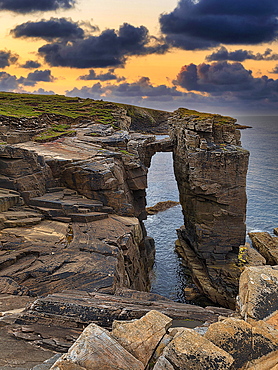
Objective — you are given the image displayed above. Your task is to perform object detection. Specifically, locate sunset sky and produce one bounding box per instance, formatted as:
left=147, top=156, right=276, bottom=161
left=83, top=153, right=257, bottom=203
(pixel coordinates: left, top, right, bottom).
left=0, top=0, right=278, bottom=115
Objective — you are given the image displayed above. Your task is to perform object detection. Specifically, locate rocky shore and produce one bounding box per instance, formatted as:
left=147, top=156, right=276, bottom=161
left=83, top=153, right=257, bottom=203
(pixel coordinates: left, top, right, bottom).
left=0, top=93, right=277, bottom=369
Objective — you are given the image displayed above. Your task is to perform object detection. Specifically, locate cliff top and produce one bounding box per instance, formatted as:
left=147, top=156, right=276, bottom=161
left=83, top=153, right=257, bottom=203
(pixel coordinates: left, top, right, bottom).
left=175, top=107, right=236, bottom=126
left=0, top=91, right=167, bottom=125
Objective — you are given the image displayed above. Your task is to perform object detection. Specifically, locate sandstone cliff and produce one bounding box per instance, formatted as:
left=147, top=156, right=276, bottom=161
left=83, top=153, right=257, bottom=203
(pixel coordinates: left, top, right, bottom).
left=169, top=108, right=250, bottom=308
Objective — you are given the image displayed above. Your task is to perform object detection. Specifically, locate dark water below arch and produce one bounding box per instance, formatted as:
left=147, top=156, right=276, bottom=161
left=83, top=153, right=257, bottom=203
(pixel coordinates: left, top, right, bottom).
left=144, top=117, right=278, bottom=302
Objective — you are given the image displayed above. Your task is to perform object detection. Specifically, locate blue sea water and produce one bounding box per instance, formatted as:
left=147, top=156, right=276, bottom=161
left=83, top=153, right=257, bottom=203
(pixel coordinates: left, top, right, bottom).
left=144, top=117, right=278, bottom=301
left=237, top=116, right=278, bottom=235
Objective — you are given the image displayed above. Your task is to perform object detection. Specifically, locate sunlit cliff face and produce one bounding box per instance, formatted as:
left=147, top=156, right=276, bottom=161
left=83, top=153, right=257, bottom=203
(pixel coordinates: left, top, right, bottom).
left=0, top=0, right=278, bottom=115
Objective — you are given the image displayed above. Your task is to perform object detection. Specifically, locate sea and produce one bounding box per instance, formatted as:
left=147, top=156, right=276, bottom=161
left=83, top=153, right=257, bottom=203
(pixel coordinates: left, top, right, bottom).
left=144, top=116, right=278, bottom=302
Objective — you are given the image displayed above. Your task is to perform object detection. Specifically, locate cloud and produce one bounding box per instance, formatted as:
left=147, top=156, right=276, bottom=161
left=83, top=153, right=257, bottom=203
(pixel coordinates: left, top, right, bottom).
left=38, top=23, right=168, bottom=68
left=11, top=18, right=84, bottom=41
left=21, top=60, right=41, bottom=69
left=78, top=69, right=125, bottom=82
left=0, top=50, right=18, bottom=68
left=270, top=65, right=278, bottom=74
left=160, top=0, right=278, bottom=50
left=175, top=61, right=278, bottom=108
left=18, top=69, right=55, bottom=86
left=66, top=64, right=278, bottom=113
left=32, top=88, right=55, bottom=95
left=0, top=71, right=19, bottom=90
left=66, top=76, right=183, bottom=105
left=206, top=46, right=278, bottom=62
left=0, top=0, right=75, bottom=14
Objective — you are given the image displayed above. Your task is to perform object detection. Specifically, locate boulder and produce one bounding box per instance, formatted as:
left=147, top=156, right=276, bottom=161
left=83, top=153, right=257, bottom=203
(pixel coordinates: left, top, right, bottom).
left=204, top=317, right=278, bottom=369
left=160, top=328, right=234, bottom=369
left=112, top=310, right=172, bottom=366
left=244, top=350, right=278, bottom=369
left=50, top=323, right=144, bottom=370
left=237, top=266, right=278, bottom=320
left=248, top=232, right=278, bottom=265
left=153, top=356, right=175, bottom=370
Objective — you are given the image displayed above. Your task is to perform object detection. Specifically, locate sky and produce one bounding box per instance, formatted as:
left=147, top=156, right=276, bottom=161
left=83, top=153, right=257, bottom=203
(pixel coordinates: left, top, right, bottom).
left=0, top=0, right=278, bottom=115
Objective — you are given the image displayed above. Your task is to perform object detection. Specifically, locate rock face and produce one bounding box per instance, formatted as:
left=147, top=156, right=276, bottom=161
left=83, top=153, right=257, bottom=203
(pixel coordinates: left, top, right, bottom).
left=0, top=215, right=153, bottom=296
left=248, top=231, right=278, bottom=265
left=159, top=328, right=234, bottom=370
left=169, top=108, right=250, bottom=307
left=51, top=323, right=145, bottom=370
left=112, top=310, right=172, bottom=366
left=0, top=145, right=53, bottom=202
left=205, top=317, right=278, bottom=368
left=237, top=265, right=278, bottom=321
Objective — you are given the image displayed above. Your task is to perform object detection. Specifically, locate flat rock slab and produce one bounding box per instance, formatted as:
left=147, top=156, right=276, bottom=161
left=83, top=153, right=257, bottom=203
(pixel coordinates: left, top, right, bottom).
left=29, top=191, right=104, bottom=213
left=50, top=323, right=144, bottom=370
left=69, top=212, right=108, bottom=223
left=0, top=294, right=35, bottom=313
left=16, top=290, right=236, bottom=332
left=0, top=326, right=55, bottom=369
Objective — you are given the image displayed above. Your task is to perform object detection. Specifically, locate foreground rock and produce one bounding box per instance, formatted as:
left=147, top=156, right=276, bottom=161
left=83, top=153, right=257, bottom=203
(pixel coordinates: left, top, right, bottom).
left=237, top=265, right=278, bottom=321
left=51, top=323, right=145, bottom=370
left=248, top=231, right=278, bottom=265
left=14, top=289, right=234, bottom=337
left=112, top=310, right=172, bottom=366
left=205, top=317, right=278, bottom=368
left=157, top=328, right=234, bottom=370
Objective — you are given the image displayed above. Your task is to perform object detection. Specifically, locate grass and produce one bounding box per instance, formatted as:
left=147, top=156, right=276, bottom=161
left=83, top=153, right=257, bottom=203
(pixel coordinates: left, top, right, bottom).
left=119, top=150, right=134, bottom=156
left=0, top=92, right=118, bottom=125
left=176, top=108, right=236, bottom=125
left=33, top=123, right=76, bottom=142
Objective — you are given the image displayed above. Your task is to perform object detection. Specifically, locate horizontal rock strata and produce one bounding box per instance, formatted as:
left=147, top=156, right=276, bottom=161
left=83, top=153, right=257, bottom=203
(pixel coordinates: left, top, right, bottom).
left=169, top=108, right=250, bottom=308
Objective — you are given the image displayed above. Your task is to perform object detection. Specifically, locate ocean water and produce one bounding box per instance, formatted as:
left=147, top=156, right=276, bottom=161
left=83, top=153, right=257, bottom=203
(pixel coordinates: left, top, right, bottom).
left=237, top=116, right=278, bottom=235
left=144, top=117, right=278, bottom=301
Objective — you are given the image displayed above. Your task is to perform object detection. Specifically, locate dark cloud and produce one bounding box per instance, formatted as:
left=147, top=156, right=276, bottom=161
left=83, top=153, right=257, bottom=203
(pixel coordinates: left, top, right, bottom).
left=270, top=65, right=278, bottom=74
left=0, top=0, right=75, bottom=14
left=67, top=65, right=278, bottom=113
left=175, top=61, right=278, bottom=107
left=176, top=61, right=254, bottom=92
left=206, top=46, right=278, bottom=62
left=19, top=69, right=55, bottom=86
left=0, top=50, right=18, bottom=68
left=21, top=60, right=41, bottom=69
left=78, top=69, right=125, bottom=82
left=38, top=23, right=168, bottom=68
left=32, top=88, right=55, bottom=95
left=160, top=0, right=278, bottom=50
left=0, top=71, right=19, bottom=90
left=67, top=76, right=182, bottom=104
left=11, top=18, right=84, bottom=41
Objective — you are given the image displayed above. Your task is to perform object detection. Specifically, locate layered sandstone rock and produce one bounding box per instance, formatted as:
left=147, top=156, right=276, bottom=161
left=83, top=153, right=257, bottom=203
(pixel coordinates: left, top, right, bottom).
left=112, top=310, right=172, bottom=366
left=51, top=323, right=145, bottom=370
left=205, top=317, right=278, bottom=368
left=237, top=265, right=278, bottom=321
left=248, top=231, right=278, bottom=265
left=169, top=108, right=250, bottom=307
